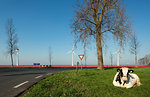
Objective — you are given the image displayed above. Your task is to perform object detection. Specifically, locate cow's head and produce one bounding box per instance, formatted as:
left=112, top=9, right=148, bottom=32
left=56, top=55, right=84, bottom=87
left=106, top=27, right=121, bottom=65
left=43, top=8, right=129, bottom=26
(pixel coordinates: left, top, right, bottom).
left=117, top=68, right=134, bottom=81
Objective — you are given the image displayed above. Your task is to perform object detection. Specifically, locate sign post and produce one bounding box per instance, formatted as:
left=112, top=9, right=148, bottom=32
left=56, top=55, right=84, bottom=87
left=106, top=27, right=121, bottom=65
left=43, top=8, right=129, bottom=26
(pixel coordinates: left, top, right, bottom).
left=78, top=54, right=84, bottom=70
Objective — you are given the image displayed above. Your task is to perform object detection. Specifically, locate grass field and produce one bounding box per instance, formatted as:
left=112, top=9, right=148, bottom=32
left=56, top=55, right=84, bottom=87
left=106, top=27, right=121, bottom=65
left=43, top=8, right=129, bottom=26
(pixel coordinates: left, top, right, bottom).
left=23, top=68, right=150, bottom=97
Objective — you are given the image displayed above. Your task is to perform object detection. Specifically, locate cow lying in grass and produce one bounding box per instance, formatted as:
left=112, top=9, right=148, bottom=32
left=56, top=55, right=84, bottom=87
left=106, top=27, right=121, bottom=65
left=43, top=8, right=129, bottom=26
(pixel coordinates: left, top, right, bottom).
left=113, top=67, right=141, bottom=88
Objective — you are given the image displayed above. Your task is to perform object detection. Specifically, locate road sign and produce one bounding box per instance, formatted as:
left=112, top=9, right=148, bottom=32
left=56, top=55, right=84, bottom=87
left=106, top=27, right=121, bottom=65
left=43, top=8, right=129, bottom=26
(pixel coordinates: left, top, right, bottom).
left=78, top=54, right=84, bottom=61
left=33, top=63, right=40, bottom=65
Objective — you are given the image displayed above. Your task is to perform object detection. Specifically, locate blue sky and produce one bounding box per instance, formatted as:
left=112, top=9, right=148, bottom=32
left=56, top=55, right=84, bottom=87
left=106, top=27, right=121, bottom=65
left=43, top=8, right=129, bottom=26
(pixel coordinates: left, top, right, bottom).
left=0, top=0, right=150, bottom=66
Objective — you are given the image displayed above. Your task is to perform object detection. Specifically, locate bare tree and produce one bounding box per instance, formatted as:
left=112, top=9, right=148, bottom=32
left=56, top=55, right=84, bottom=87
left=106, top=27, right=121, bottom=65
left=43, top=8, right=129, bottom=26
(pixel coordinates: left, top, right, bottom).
left=138, top=54, right=150, bottom=65
left=130, top=32, right=140, bottom=65
left=6, top=18, right=18, bottom=67
left=49, top=46, right=52, bottom=66
left=72, top=0, right=131, bottom=70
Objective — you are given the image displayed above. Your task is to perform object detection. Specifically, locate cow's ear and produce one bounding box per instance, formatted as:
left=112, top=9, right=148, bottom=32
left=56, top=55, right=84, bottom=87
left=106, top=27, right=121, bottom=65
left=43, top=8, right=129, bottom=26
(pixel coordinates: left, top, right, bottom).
left=129, top=70, right=134, bottom=73
left=117, top=69, right=120, bottom=72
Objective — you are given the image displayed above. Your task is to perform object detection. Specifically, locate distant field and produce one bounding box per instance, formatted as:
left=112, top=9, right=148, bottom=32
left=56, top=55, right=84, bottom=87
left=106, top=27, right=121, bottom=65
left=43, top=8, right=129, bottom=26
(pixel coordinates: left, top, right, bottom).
left=1, top=65, right=150, bottom=68
left=23, top=68, right=150, bottom=97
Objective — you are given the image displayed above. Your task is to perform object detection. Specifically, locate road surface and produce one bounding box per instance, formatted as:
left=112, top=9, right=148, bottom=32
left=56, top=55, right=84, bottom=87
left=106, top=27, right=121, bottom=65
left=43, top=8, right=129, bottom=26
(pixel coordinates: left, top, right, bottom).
left=0, top=68, right=73, bottom=97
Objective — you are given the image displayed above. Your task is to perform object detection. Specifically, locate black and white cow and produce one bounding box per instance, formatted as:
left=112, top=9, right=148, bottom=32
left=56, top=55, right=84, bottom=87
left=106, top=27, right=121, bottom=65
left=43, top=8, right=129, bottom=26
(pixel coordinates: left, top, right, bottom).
left=113, top=67, right=141, bottom=88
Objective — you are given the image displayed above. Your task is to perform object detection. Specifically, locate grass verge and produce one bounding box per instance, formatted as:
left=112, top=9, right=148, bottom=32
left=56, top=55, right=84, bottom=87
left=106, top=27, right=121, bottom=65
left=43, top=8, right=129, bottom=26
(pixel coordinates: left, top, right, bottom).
left=23, top=68, right=150, bottom=97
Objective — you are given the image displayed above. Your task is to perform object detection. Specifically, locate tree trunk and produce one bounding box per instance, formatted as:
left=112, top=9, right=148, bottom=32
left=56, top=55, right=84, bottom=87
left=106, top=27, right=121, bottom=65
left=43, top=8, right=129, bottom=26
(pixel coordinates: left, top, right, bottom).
left=11, top=52, right=13, bottom=67
left=96, top=33, right=104, bottom=70
left=135, top=53, right=137, bottom=66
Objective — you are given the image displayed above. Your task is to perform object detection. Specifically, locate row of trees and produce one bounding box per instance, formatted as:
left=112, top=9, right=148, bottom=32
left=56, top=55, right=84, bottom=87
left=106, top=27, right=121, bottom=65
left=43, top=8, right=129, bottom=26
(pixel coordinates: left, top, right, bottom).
left=71, top=0, right=140, bottom=69
left=138, top=54, right=150, bottom=65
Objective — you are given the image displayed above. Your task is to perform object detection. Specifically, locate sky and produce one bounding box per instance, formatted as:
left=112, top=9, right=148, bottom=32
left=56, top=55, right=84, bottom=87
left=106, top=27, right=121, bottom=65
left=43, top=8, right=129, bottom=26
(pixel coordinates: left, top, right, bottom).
left=0, top=0, right=150, bottom=66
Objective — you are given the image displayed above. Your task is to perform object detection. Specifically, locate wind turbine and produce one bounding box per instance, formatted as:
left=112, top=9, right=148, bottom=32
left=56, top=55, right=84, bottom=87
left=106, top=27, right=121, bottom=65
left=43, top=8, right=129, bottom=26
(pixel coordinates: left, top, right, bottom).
left=16, top=48, right=19, bottom=66
left=113, top=47, right=121, bottom=66
left=67, top=45, right=76, bottom=66
left=117, top=48, right=121, bottom=66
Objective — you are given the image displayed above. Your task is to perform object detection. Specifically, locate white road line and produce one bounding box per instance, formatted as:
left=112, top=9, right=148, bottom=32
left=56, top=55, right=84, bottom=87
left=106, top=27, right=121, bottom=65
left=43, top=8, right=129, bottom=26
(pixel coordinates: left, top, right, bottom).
left=47, top=73, right=52, bottom=75
left=35, top=75, right=43, bottom=79
left=13, top=81, right=29, bottom=88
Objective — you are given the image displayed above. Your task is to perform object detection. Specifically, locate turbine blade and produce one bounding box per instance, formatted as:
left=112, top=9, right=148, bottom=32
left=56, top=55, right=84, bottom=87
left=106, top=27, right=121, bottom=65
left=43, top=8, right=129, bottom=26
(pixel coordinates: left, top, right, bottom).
left=73, top=51, right=76, bottom=55
left=66, top=50, right=72, bottom=54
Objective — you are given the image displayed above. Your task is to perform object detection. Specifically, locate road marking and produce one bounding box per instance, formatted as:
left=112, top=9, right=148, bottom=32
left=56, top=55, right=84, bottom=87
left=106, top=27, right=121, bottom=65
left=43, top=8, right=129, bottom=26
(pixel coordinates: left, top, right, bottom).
left=47, top=73, right=52, bottom=75
left=35, top=75, right=43, bottom=79
left=13, top=81, right=29, bottom=88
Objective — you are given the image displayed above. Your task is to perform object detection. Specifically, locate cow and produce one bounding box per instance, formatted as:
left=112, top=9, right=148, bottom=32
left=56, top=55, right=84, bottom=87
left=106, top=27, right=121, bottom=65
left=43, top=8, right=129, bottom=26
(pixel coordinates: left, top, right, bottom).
left=113, top=67, right=141, bottom=88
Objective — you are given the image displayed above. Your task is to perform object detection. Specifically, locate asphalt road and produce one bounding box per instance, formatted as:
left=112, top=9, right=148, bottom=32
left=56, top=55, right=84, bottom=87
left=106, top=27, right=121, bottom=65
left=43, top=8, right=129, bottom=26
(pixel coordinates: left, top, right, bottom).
left=0, top=68, right=73, bottom=97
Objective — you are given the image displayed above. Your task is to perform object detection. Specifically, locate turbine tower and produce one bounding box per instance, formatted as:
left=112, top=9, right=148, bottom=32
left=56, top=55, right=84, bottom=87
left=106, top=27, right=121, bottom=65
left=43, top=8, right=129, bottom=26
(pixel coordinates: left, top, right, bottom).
left=67, top=45, right=76, bottom=66
left=71, top=45, right=76, bottom=66
left=113, top=47, right=121, bottom=66
left=16, top=48, right=19, bottom=66
left=72, top=49, right=74, bottom=66
left=117, top=48, right=121, bottom=66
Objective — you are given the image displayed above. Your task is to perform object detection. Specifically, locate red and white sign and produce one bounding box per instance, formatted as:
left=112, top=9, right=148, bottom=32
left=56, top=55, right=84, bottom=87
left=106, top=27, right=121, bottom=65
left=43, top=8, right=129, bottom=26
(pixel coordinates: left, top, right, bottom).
left=78, top=54, right=84, bottom=61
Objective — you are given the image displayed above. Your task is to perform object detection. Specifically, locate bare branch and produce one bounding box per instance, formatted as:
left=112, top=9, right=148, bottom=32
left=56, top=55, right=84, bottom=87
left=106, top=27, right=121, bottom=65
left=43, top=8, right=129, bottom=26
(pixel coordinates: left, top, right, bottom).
left=81, top=18, right=96, bottom=25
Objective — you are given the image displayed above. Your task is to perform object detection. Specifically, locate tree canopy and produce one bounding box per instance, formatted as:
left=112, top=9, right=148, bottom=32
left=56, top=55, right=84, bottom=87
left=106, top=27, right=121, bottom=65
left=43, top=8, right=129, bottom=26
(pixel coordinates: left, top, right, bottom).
left=72, top=0, right=132, bottom=69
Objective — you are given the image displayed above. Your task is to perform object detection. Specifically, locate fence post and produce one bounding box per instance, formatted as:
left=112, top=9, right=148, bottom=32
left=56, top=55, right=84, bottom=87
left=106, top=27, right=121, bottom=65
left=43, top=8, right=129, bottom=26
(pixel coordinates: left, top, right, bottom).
left=76, top=61, right=79, bottom=74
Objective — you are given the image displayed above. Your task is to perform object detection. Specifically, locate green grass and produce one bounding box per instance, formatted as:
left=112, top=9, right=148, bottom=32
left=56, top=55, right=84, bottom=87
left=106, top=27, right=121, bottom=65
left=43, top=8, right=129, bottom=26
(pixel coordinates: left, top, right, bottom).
left=23, top=68, right=150, bottom=97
